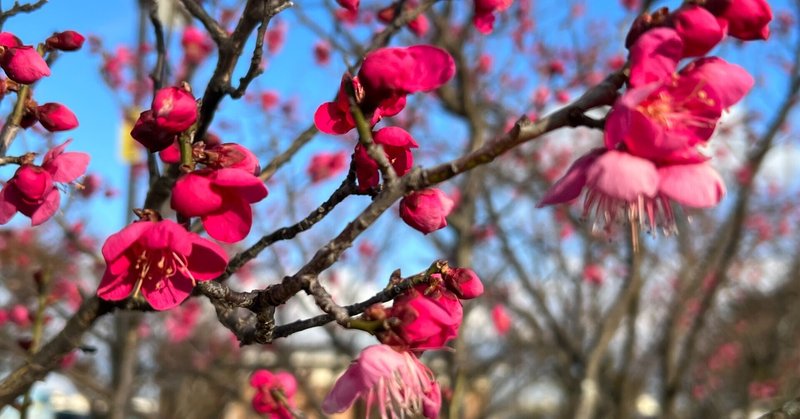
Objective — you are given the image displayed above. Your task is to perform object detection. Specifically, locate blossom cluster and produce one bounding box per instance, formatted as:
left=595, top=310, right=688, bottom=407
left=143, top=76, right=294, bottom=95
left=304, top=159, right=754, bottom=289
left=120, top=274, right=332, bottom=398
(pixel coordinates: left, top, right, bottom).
left=538, top=0, right=770, bottom=235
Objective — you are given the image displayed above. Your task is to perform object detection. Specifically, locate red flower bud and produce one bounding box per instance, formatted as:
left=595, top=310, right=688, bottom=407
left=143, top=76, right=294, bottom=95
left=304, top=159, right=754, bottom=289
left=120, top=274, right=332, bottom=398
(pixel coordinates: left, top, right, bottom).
left=46, top=30, right=86, bottom=51
left=37, top=103, right=79, bottom=131
left=0, top=32, right=22, bottom=48
left=151, top=86, right=197, bottom=133
left=1, top=46, right=50, bottom=84
left=130, top=109, right=177, bottom=152
left=399, top=188, right=454, bottom=234
left=443, top=267, right=484, bottom=299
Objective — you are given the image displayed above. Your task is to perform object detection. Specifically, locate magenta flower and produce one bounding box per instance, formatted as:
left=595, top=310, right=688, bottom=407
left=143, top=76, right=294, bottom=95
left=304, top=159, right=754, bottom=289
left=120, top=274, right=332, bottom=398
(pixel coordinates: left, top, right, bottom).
left=181, top=26, right=213, bottom=65
left=354, top=126, right=419, bottom=191
left=249, top=370, right=297, bottom=418
left=97, top=219, right=228, bottom=310
left=336, top=0, right=359, bottom=13
left=1, top=45, right=50, bottom=84
left=314, top=45, right=454, bottom=135
left=171, top=168, right=268, bottom=243
left=399, top=188, right=454, bottom=234
left=323, top=344, right=441, bottom=419
left=382, top=282, right=463, bottom=350
left=537, top=149, right=726, bottom=233
left=473, top=0, right=514, bottom=35
left=308, top=151, right=348, bottom=183
left=704, top=0, right=772, bottom=40
left=152, top=86, right=197, bottom=133
left=610, top=56, right=753, bottom=164
left=0, top=140, right=89, bottom=226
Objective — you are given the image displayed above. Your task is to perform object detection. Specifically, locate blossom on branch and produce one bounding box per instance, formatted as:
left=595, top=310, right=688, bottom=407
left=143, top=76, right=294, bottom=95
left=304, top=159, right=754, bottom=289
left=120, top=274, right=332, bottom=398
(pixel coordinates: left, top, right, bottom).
left=97, top=219, right=228, bottom=310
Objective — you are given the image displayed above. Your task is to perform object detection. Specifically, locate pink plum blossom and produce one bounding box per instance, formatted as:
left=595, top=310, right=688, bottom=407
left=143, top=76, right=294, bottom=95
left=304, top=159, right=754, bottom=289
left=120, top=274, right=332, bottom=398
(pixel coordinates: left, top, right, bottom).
left=399, top=188, right=454, bottom=234
left=323, top=344, right=441, bottom=419
left=308, top=151, right=347, bottom=183
left=354, top=126, right=418, bottom=191
left=171, top=168, right=268, bottom=243
left=491, top=304, right=512, bottom=335
left=152, top=86, right=197, bottom=133
left=473, top=0, right=514, bottom=35
left=249, top=370, right=297, bottom=418
left=381, top=282, right=463, bottom=350
left=1, top=45, right=50, bottom=84
left=0, top=140, right=89, bottom=226
left=97, top=219, right=228, bottom=310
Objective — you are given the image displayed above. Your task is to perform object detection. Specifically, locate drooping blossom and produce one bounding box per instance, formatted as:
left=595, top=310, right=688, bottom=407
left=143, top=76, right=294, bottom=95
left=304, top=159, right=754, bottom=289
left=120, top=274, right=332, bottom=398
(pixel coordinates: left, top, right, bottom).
left=171, top=167, right=268, bottom=243
left=307, top=151, right=348, bottom=182
left=36, top=103, right=79, bottom=132
left=249, top=370, right=297, bottom=418
left=0, top=140, right=89, bottom=226
left=473, top=0, right=514, bottom=35
left=314, top=45, right=455, bottom=135
left=380, top=281, right=463, bottom=350
left=354, top=126, right=418, bottom=191
left=1, top=45, right=50, bottom=84
left=491, top=304, right=512, bottom=335
left=399, top=188, right=454, bottom=234
left=97, top=219, right=228, bottom=310
left=703, top=0, right=772, bottom=40
left=323, top=344, right=441, bottom=419
left=45, top=30, right=85, bottom=51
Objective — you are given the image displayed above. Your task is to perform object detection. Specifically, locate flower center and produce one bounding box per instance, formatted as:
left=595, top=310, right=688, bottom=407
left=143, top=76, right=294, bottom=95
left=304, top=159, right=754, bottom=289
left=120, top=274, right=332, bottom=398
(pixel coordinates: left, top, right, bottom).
left=638, top=82, right=718, bottom=132
left=131, top=249, right=195, bottom=298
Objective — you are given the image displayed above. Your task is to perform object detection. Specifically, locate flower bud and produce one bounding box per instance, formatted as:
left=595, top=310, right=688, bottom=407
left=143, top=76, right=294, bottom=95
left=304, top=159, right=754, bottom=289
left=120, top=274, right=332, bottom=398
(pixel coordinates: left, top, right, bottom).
left=152, top=86, right=197, bottom=133
left=1, top=46, right=50, bottom=84
left=443, top=267, right=484, bottom=299
left=46, top=30, right=85, bottom=51
left=13, top=165, right=53, bottom=201
left=205, top=143, right=260, bottom=174
left=383, top=283, right=462, bottom=350
left=37, top=103, right=79, bottom=131
left=0, top=32, right=22, bottom=48
left=130, top=109, right=177, bottom=152
left=703, top=0, right=772, bottom=40
left=399, top=188, right=454, bottom=234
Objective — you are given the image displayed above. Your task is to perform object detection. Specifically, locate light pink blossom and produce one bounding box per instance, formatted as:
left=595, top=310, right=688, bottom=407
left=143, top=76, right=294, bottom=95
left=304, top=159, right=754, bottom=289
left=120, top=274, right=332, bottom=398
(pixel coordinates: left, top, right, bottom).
left=323, top=345, right=441, bottom=419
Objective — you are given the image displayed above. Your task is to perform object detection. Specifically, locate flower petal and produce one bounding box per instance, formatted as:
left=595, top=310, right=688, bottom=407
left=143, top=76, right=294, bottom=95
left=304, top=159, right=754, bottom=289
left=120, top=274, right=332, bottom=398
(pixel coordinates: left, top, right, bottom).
left=537, top=148, right=605, bottom=207
left=97, top=269, right=134, bottom=301
left=586, top=151, right=659, bottom=201
left=211, top=168, right=268, bottom=203
left=658, top=163, right=726, bottom=208
left=0, top=184, right=19, bottom=224
left=203, top=198, right=252, bottom=243
left=30, top=188, right=60, bottom=226
left=171, top=171, right=225, bottom=217
left=314, top=102, right=354, bottom=135
left=629, top=28, right=683, bottom=87
left=101, top=221, right=152, bottom=263
left=186, top=235, right=228, bottom=281
left=141, top=273, right=193, bottom=310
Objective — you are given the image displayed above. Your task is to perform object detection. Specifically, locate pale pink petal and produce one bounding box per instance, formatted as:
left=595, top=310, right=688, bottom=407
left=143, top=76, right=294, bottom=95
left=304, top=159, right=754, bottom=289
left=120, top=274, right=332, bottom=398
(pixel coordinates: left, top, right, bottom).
left=537, top=148, right=605, bottom=207
left=141, top=272, right=193, bottom=310
left=30, top=188, right=60, bottom=226
left=96, top=270, right=134, bottom=301
left=658, top=163, right=726, bottom=208
left=203, top=198, right=252, bottom=243
left=586, top=151, right=659, bottom=201
left=186, top=235, right=228, bottom=280
left=628, top=28, right=683, bottom=87
left=171, top=171, right=224, bottom=217
left=211, top=168, right=268, bottom=203
left=101, top=221, right=151, bottom=263
left=322, top=366, right=366, bottom=414
left=43, top=151, right=90, bottom=183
